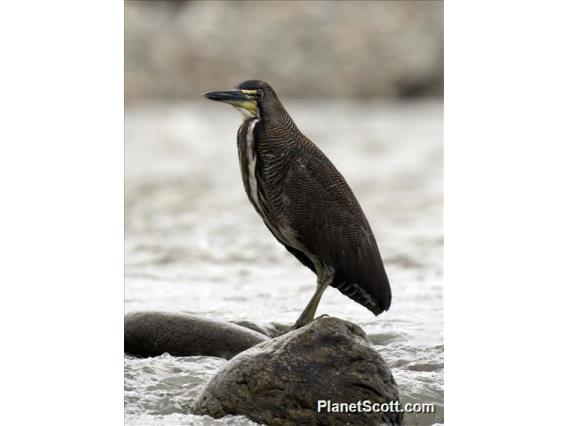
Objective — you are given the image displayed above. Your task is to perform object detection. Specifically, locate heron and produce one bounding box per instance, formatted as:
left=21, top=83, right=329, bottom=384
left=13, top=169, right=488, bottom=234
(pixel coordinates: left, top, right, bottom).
left=203, top=80, right=391, bottom=328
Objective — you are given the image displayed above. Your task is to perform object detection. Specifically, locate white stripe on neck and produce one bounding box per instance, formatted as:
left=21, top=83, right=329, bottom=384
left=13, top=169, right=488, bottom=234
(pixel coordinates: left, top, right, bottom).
left=246, top=119, right=260, bottom=210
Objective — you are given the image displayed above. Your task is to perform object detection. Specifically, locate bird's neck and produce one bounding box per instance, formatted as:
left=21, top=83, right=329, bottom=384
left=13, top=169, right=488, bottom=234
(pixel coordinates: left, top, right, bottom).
left=258, top=110, right=299, bottom=140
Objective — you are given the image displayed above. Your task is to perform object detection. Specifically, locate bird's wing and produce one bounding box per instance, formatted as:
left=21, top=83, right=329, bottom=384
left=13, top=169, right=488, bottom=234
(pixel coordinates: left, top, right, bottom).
left=283, top=146, right=391, bottom=315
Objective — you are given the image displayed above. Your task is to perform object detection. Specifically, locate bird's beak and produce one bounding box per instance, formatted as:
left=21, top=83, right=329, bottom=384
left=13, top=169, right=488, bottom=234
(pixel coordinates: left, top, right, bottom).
left=202, top=90, right=258, bottom=116
left=203, top=90, right=250, bottom=103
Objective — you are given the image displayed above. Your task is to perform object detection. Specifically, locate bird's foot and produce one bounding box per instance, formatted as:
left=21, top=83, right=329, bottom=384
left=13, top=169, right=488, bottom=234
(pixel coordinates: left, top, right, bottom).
left=283, top=314, right=330, bottom=334
left=276, top=319, right=310, bottom=336
left=277, top=312, right=330, bottom=336
left=291, top=320, right=310, bottom=330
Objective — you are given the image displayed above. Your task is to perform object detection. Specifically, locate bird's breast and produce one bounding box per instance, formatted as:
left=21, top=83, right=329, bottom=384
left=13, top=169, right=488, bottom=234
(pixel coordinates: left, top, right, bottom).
left=237, top=118, right=301, bottom=250
left=243, top=118, right=261, bottom=212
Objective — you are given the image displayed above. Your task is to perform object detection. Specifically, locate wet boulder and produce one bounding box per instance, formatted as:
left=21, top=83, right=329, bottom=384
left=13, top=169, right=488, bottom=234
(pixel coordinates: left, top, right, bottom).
left=124, top=311, right=268, bottom=359
left=193, top=316, right=402, bottom=425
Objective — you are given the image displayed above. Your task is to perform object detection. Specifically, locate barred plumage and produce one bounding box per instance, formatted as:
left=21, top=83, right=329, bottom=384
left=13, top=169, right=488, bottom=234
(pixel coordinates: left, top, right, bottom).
left=205, top=80, right=391, bottom=327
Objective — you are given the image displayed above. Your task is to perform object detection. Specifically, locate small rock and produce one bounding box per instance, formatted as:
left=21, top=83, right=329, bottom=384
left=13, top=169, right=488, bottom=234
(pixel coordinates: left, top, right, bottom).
left=124, top=311, right=268, bottom=359
left=193, top=316, right=402, bottom=425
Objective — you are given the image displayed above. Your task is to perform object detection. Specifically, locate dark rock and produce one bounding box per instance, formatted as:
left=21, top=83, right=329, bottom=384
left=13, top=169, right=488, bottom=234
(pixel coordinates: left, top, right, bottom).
left=193, top=316, right=402, bottom=425
left=124, top=311, right=268, bottom=359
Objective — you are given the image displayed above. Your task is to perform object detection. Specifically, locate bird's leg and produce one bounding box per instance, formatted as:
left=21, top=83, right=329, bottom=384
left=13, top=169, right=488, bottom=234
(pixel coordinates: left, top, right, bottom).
left=292, top=268, right=333, bottom=329
left=293, top=282, right=327, bottom=328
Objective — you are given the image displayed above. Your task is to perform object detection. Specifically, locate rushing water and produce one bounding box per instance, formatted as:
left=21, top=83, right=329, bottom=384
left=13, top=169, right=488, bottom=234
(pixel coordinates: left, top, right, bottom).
left=125, top=99, right=443, bottom=425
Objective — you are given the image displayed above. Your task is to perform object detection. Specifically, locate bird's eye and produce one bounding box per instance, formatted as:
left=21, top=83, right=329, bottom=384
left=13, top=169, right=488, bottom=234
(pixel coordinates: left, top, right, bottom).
left=240, top=89, right=261, bottom=99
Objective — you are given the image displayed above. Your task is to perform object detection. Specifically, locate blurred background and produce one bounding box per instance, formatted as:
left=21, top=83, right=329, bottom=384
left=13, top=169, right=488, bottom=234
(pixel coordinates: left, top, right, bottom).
left=125, top=1, right=443, bottom=425
left=125, top=0, right=442, bottom=102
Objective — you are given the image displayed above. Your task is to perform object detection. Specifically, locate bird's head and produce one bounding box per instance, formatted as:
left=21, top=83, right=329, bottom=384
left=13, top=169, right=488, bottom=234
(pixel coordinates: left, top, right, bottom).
left=203, top=80, right=284, bottom=120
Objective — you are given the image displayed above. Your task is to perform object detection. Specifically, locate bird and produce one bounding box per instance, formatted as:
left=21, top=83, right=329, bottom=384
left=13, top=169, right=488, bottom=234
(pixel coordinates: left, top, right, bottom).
left=203, top=80, right=391, bottom=328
